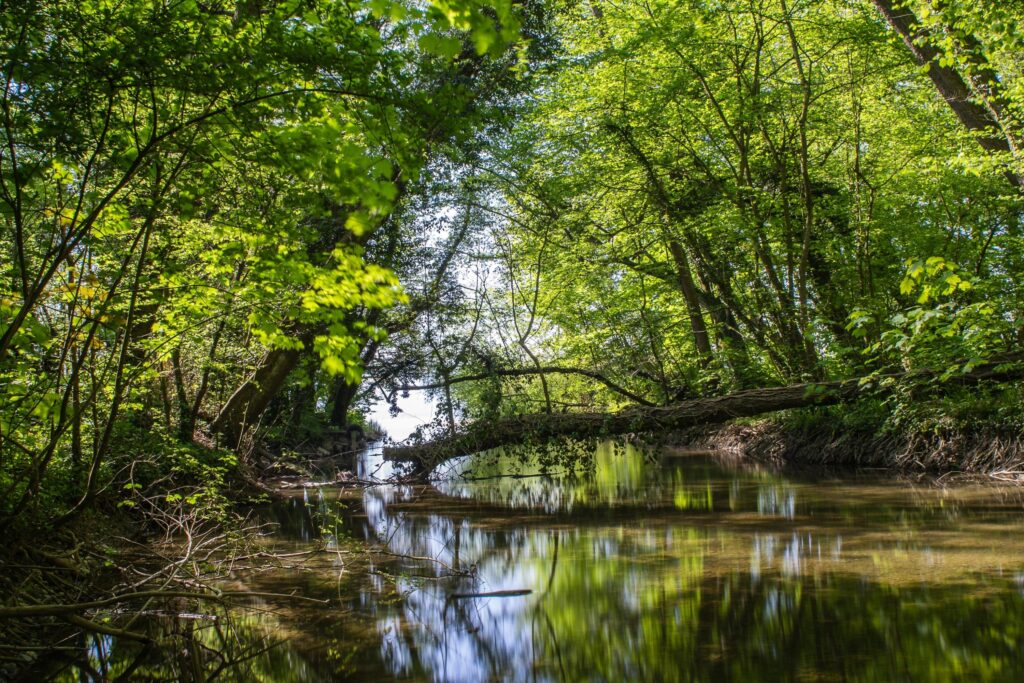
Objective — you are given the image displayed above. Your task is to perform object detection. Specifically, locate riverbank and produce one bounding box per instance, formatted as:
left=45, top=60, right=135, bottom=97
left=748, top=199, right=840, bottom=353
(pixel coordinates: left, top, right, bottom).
left=0, top=511, right=145, bottom=680
left=0, top=492, right=380, bottom=681
left=676, top=419, right=1024, bottom=478
left=0, top=434, right=396, bottom=681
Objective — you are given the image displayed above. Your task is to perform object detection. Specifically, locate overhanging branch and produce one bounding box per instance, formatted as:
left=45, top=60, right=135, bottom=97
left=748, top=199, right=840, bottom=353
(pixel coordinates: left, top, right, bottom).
left=395, top=366, right=657, bottom=407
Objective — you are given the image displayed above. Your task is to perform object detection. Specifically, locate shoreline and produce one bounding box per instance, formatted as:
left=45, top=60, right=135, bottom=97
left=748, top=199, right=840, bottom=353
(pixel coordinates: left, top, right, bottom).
left=675, top=420, right=1024, bottom=479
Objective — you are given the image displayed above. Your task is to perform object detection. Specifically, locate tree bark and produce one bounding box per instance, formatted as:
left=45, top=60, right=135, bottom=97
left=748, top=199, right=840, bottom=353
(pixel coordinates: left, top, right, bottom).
left=171, top=346, right=194, bottom=441
left=209, top=340, right=308, bottom=448
left=330, top=378, right=361, bottom=427
left=667, top=240, right=714, bottom=361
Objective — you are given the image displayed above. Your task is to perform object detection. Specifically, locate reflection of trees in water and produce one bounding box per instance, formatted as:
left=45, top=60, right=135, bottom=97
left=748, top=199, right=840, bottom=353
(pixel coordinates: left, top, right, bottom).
left=52, top=608, right=331, bottom=682
left=534, top=563, right=1024, bottom=682
left=51, top=448, right=1024, bottom=682
left=363, top=470, right=1024, bottom=682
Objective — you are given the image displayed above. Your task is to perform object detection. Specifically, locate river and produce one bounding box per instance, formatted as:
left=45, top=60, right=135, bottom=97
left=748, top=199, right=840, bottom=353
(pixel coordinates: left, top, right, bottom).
left=54, top=441, right=1024, bottom=681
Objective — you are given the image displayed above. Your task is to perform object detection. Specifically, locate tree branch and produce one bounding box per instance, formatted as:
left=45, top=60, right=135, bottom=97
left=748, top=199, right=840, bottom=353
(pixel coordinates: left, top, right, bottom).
left=0, top=589, right=327, bottom=619
left=396, top=366, right=657, bottom=406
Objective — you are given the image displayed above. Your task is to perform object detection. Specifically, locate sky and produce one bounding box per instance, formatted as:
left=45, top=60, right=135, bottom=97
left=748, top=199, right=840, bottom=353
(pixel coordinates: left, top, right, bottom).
left=368, top=390, right=437, bottom=442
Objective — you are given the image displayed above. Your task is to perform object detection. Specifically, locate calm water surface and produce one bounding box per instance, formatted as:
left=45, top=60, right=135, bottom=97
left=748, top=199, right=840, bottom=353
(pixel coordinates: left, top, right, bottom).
left=58, top=442, right=1024, bottom=681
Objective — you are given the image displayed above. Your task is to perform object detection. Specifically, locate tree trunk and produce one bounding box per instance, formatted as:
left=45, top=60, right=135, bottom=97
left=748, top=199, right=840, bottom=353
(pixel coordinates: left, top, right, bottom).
left=329, top=335, right=386, bottom=426
left=383, top=357, right=1024, bottom=466
left=209, top=342, right=306, bottom=448
left=171, top=347, right=194, bottom=441
left=871, top=0, right=1023, bottom=190
left=667, top=240, right=714, bottom=362
left=329, top=379, right=360, bottom=427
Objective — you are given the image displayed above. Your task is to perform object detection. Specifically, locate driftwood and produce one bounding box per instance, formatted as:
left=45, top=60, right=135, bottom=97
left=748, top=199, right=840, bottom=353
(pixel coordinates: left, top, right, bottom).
left=383, top=358, right=1024, bottom=466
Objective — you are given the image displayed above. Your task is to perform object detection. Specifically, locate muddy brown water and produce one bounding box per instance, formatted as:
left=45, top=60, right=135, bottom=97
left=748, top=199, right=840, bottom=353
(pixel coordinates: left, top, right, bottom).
left=48, top=442, right=1024, bottom=681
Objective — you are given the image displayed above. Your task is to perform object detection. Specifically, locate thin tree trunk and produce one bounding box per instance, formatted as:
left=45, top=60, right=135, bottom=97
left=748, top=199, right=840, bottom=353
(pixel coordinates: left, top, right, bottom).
left=781, top=0, right=821, bottom=375
left=188, top=319, right=226, bottom=433
left=871, top=0, right=1023, bottom=190
left=668, top=240, right=714, bottom=362
left=171, top=347, right=193, bottom=441
left=606, top=122, right=715, bottom=363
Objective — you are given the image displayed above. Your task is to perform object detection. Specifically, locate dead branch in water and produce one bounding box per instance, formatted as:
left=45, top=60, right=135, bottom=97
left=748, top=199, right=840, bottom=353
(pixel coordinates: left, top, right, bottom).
left=449, top=589, right=532, bottom=599
left=0, top=589, right=328, bottom=619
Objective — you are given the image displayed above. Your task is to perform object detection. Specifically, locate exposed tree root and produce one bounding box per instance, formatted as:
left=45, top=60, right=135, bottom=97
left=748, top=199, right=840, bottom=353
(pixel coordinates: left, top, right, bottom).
left=691, top=422, right=1024, bottom=474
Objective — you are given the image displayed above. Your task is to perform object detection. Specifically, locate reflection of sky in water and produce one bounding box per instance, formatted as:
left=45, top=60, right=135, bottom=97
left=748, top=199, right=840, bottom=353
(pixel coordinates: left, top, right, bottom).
left=57, top=443, right=1024, bottom=682
left=757, top=486, right=797, bottom=519
left=344, top=445, right=1024, bottom=681
left=86, top=634, right=115, bottom=677
left=361, top=482, right=553, bottom=682
left=358, top=441, right=397, bottom=481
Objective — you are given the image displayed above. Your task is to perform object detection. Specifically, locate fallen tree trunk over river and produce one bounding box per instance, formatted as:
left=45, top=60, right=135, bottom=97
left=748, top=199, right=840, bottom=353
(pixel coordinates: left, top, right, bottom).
left=383, top=357, right=1024, bottom=466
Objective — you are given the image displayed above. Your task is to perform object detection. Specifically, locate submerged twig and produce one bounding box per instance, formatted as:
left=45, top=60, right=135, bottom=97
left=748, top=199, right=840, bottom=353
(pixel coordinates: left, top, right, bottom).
left=449, top=589, right=532, bottom=599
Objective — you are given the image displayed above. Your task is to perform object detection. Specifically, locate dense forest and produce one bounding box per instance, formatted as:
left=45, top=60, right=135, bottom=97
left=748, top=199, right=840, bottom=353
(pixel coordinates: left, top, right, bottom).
left=5, top=0, right=1022, bottom=506
left=1, top=0, right=1024, bottom=675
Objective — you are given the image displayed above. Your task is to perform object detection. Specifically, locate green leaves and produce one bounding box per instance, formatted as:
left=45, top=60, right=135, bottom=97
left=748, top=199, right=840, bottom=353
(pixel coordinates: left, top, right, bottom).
left=441, top=0, right=1024, bottom=431
left=418, top=33, right=465, bottom=59
left=0, top=0, right=529, bottom=522
left=899, top=257, right=973, bottom=304
left=427, top=0, right=520, bottom=55
left=851, top=256, right=1005, bottom=378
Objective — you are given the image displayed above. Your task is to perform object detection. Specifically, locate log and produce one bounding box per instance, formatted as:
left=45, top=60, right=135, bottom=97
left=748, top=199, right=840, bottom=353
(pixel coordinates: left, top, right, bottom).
left=383, top=357, right=1024, bottom=466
